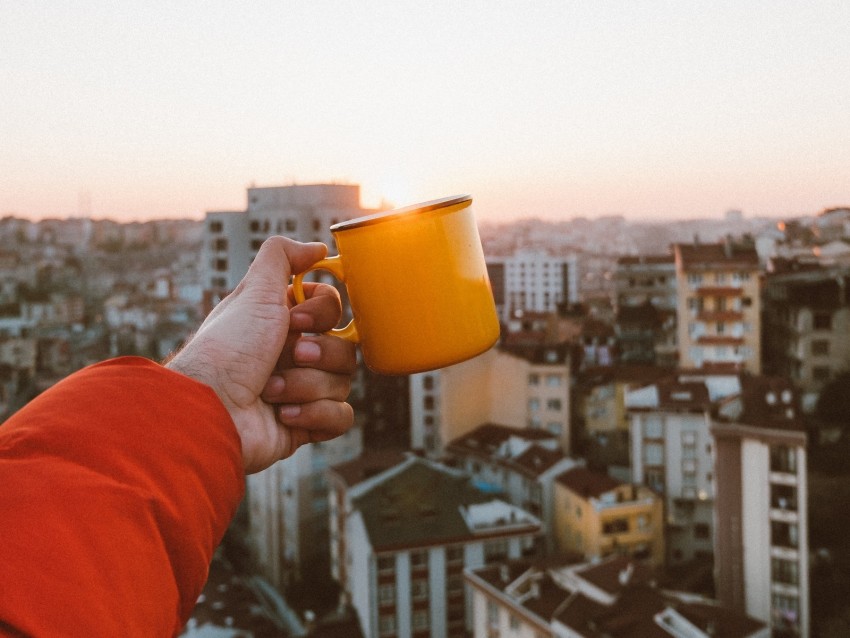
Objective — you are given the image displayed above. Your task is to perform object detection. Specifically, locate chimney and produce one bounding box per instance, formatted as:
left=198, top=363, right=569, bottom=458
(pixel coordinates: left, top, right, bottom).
left=618, top=562, right=635, bottom=587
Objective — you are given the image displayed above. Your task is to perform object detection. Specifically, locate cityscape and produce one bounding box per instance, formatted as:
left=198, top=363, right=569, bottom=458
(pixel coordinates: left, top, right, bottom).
left=1, top=182, right=848, bottom=637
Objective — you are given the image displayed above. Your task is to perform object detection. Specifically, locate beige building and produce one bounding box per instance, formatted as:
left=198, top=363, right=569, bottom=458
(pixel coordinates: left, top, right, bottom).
left=674, top=242, right=761, bottom=374
left=410, top=342, right=571, bottom=458
left=553, top=467, right=664, bottom=567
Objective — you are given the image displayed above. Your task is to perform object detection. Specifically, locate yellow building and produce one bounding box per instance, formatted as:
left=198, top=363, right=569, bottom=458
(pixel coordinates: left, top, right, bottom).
left=553, top=467, right=664, bottom=567
left=674, top=242, right=762, bottom=374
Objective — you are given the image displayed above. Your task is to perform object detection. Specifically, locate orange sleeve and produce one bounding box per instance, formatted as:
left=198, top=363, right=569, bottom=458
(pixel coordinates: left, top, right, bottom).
left=0, top=356, right=245, bottom=637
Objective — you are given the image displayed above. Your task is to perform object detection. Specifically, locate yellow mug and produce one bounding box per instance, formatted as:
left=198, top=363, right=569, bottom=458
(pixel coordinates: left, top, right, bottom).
left=292, top=195, right=500, bottom=375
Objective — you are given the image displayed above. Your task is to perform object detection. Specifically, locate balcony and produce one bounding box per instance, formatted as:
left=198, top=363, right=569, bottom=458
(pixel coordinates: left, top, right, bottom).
left=696, top=335, right=744, bottom=346
left=695, top=286, right=744, bottom=296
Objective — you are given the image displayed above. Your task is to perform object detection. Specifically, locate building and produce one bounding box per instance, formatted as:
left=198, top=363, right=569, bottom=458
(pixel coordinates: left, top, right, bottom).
left=674, top=242, right=761, bottom=373
left=712, top=376, right=810, bottom=638
left=465, top=555, right=768, bottom=638
left=486, top=249, right=579, bottom=323
left=553, top=467, right=664, bottom=567
left=614, top=255, right=677, bottom=365
left=410, top=343, right=571, bottom=459
left=444, top=423, right=580, bottom=551
left=328, top=456, right=542, bottom=638
left=626, top=372, right=737, bottom=565
left=202, top=183, right=370, bottom=309
left=245, top=424, right=362, bottom=589
left=763, top=264, right=850, bottom=411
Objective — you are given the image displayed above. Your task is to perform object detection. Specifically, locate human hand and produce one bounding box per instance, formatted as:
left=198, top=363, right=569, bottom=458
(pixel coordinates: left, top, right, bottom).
left=166, top=236, right=356, bottom=474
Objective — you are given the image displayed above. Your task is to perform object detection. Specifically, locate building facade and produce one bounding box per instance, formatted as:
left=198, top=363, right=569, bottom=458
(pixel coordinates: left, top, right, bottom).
left=674, top=242, right=761, bottom=373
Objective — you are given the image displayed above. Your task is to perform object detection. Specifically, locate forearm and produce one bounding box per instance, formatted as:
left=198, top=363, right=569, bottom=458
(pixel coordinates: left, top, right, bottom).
left=0, top=357, right=244, bottom=636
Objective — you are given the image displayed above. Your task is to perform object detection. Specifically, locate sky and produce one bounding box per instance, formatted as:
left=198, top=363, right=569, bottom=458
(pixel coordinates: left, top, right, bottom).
left=2, top=1, right=849, bottom=224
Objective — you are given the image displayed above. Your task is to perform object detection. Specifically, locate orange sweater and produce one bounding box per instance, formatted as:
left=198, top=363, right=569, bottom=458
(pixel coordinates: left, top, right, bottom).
left=0, top=357, right=245, bottom=637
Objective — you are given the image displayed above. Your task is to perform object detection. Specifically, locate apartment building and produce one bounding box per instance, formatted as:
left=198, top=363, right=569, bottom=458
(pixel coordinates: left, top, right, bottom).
left=614, top=255, right=678, bottom=366
left=712, top=377, right=810, bottom=638
left=202, top=183, right=369, bottom=309
left=626, top=373, right=734, bottom=565
left=553, top=467, right=664, bottom=567
left=328, top=456, right=542, bottom=638
left=466, top=554, right=768, bottom=638
left=245, top=424, right=362, bottom=589
left=486, top=249, right=579, bottom=323
left=763, top=264, right=850, bottom=410
left=444, top=423, right=580, bottom=551
left=410, top=343, right=571, bottom=459
left=674, top=242, right=761, bottom=373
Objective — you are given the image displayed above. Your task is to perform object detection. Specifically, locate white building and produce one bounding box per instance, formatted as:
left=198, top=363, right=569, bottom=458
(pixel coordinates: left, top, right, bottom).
left=712, top=377, right=810, bottom=638
left=202, top=183, right=371, bottom=308
left=486, top=249, right=579, bottom=322
left=328, top=456, right=542, bottom=638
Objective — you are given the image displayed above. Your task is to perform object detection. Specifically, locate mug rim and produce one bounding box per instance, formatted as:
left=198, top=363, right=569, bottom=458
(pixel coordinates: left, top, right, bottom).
left=330, top=194, right=471, bottom=232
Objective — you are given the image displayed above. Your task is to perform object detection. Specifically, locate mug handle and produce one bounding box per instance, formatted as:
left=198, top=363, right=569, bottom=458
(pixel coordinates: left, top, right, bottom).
left=292, top=256, right=360, bottom=343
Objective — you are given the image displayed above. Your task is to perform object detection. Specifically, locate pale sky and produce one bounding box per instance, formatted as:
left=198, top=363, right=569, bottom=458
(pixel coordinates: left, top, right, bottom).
left=2, top=1, right=849, bottom=223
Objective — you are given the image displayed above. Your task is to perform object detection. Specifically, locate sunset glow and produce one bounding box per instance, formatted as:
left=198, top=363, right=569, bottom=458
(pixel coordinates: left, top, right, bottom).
left=2, top=2, right=849, bottom=223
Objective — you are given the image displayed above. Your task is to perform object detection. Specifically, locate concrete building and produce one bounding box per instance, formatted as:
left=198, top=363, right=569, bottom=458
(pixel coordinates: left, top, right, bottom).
left=328, top=456, right=542, bottom=638
left=410, top=343, right=570, bottom=459
left=465, top=555, right=768, bottom=638
left=712, top=377, right=810, bottom=638
left=553, top=467, right=664, bottom=567
left=486, top=249, right=579, bottom=323
left=246, top=424, right=362, bottom=589
left=444, top=423, right=580, bottom=551
left=763, top=264, right=850, bottom=411
left=674, top=242, right=761, bottom=373
left=202, top=183, right=370, bottom=309
left=626, top=372, right=739, bottom=565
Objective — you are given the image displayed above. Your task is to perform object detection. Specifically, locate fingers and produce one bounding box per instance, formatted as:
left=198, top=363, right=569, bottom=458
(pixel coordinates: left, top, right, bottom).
left=280, top=400, right=355, bottom=457
left=241, top=236, right=328, bottom=302
left=262, top=336, right=357, bottom=402
left=287, top=282, right=343, bottom=333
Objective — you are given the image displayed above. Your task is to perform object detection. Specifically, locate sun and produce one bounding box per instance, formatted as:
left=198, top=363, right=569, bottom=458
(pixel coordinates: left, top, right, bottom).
left=361, top=177, right=415, bottom=211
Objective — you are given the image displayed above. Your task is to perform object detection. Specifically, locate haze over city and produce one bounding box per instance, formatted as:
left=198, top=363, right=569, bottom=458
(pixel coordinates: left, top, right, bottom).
left=2, top=1, right=849, bottom=223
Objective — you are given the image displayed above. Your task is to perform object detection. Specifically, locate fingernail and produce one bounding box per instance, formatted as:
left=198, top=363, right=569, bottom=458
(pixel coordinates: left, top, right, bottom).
left=294, top=339, right=321, bottom=363
left=267, top=375, right=285, bottom=394
left=279, top=404, right=301, bottom=420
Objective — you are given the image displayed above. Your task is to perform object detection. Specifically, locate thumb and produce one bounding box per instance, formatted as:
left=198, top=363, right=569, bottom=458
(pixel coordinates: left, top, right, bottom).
left=247, top=236, right=328, bottom=289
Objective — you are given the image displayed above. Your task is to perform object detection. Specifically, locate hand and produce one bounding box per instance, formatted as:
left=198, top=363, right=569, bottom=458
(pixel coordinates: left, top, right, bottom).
left=166, top=236, right=356, bottom=474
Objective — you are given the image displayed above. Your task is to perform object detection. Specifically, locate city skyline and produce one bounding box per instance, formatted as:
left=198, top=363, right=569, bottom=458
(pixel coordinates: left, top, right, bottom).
left=2, top=2, right=850, bottom=224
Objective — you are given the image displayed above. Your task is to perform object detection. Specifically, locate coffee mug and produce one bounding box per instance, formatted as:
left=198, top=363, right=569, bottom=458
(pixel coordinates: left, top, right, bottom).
left=292, top=195, right=500, bottom=375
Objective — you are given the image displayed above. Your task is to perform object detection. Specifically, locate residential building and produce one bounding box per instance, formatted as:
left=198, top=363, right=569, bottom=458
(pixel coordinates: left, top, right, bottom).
left=328, top=456, right=542, bottom=638
left=626, top=373, right=734, bottom=565
left=202, top=183, right=370, bottom=309
left=674, top=242, right=761, bottom=373
left=712, top=376, right=810, bottom=638
left=614, top=255, right=677, bottom=364
left=486, top=249, right=579, bottom=323
left=410, top=343, right=570, bottom=459
left=553, top=467, right=664, bottom=567
left=466, top=555, right=768, bottom=638
left=444, top=423, right=580, bottom=551
left=762, top=264, right=850, bottom=411
left=246, top=424, right=362, bottom=589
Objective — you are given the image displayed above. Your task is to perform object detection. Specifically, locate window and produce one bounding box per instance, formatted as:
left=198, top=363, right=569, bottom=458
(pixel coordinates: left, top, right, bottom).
left=378, top=555, right=395, bottom=572
left=772, top=558, right=799, bottom=585
left=814, top=312, right=832, bottom=330
left=485, top=539, right=509, bottom=562
left=209, top=220, right=223, bottom=233
left=771, top=521, right=799, bottom=548
left=644, top=417, right=663, bottom=439
left=811, top=339, right=830, bottom=356
left=546, top=398, right=562, bottom=411
left=423, top=375, right=435, bottom=390
left=716, top=322, right=725, bottom=335
left=546, top=374, right=562, bottom=387
left=447, top=546, right=464, bottom=563
left=644, top=442, right=664, bottom=466
left=213, top=237, right=228, bottom=251
left=379, top=584, right=395, bottom=605
left=770, top=445, right=797, bottom=474
left=510, top=614, right=521, bottom=630
left=423, top=396, right=435, bottom=410
left=285, top=219, right=297, bottom=232
left=379, top=614, right=396, bottom=636
left=694, top=523, right=710, bottom=540
left=411, top=579, right=429, bottom=600
left=412, top=610, right=429, bottom=630
left=645, top=468, right=665, bottom=494
left=603, top=518, right=629, bottom=534
left=771, top=483, right=798, bottom=511
left=410, top=550, right=428, bottom=568
left=487, top=599, right=499, bottom=626
left=528, top=373, right=540, bottom=386
left=687, top=274, right=703, bottom=286
left=528, top=398, right=540, bottom=411
left=813, top=366, right=831, bottom=381
left=249, top=220, right=260, bottom=232
left=214, top=258, right=227, bottom=272
left=250, top=239, right=263, bottom=250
